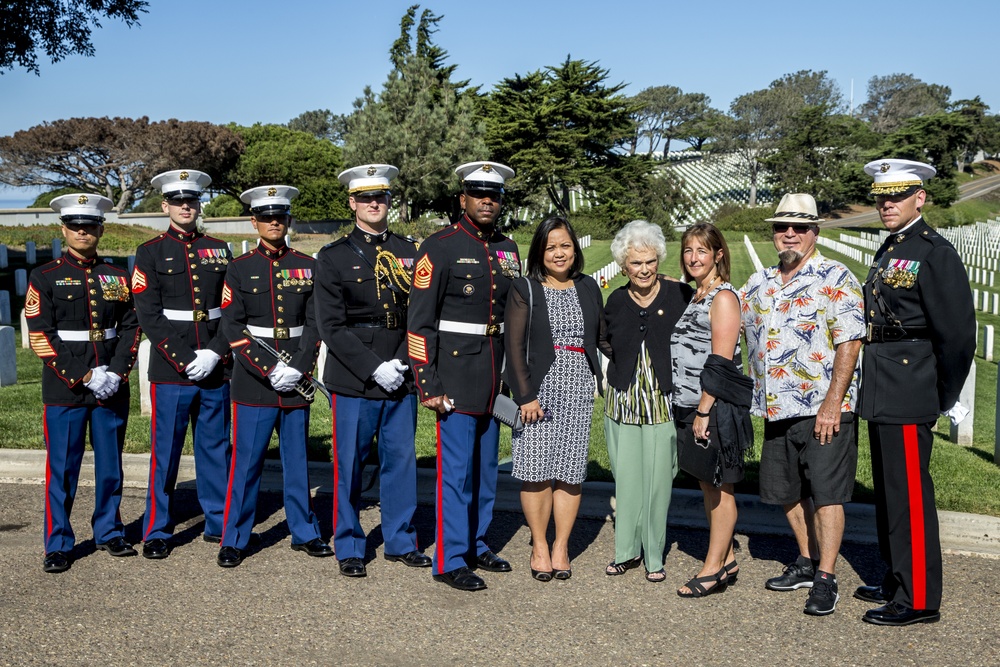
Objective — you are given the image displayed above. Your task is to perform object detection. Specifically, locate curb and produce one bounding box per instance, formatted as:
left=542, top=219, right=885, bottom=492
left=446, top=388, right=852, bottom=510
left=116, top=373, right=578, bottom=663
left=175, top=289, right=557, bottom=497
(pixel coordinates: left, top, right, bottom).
left=2, top=448, right=998, bottom=558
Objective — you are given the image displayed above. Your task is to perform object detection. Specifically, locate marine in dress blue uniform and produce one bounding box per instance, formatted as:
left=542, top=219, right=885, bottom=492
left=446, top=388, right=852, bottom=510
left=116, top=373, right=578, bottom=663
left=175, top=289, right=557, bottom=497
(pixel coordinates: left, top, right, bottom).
left=132, top=170, right=233, bottom=559
left=27, top=194, right=142, bottom=572
left=315, top=164, right=429, bottom=577
left=215, top=185, right=331, bottom=568
left=857, top=160, right=976, bottom=626
left=407, top=161, right=520, bottom=591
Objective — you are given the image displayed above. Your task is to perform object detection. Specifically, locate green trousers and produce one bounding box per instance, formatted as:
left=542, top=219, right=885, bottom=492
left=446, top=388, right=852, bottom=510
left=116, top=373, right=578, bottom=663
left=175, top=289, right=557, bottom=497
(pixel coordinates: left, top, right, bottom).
left=605, top=417, right=678, bottom=572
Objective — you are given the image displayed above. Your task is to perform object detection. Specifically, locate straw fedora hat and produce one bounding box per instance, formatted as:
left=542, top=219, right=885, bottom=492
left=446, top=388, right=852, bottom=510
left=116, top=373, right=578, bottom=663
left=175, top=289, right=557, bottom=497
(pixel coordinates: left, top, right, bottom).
left=765, top=193, right=825, bottom=225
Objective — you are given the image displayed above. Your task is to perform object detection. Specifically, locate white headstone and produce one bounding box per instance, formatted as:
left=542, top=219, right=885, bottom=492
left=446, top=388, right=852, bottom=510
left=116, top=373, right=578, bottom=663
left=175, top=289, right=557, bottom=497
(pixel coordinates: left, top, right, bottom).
left=0, top=326, right=16, bottom=386
left=51, top=238, right=61, bottom=259
left=950, top=362, right=976, bottom=446
left=138, top=339, right=152, bottom=416
left=993, top=293, right=999, bottom=316
left=995, top=366, right=1000, bottom=465
left=985, top=325, right=995, bottom=363
left=25, top=241, right=36, bottom=265
left=14, top=269, right=27, bottom=296
left=20, top=309, right=29, bottom=348
left=0, top=244, right=8, bottom=269
left=0, top=291, right=10, bottom=325
left=242, top=240, right=249, bottom=255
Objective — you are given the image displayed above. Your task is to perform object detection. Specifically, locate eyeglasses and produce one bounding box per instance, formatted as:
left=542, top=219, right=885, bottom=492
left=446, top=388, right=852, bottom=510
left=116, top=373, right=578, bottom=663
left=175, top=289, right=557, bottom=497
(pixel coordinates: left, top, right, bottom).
left=772, top=223, right=816, bottom=234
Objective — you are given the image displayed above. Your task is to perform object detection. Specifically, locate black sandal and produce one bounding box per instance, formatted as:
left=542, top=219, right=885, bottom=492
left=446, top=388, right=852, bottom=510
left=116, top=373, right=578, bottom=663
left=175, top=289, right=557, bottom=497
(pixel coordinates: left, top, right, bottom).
left=677, top=568, right=728, bottom=598
left=605, top=556, right=642, bottom=576
left=723, top=560, right=739, bottom=586
left=645, top=569, right=666, bottom=583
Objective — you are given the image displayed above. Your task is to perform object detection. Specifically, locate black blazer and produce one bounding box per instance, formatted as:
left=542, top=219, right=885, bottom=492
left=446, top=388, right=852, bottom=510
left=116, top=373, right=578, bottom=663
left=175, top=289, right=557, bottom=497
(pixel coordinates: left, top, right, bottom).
left=503, top=275, right=605, bottom=405
left=601, top=276, right=693, bottom=393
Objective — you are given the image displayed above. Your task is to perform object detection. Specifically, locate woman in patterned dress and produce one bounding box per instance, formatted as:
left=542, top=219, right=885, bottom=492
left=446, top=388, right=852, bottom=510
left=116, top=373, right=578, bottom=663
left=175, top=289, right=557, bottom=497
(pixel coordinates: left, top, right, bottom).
left=504, top=217, right=605, bottom=581
left=670, top=223, right=744, bottom=597
left=600, top=221, right=692, bottom=582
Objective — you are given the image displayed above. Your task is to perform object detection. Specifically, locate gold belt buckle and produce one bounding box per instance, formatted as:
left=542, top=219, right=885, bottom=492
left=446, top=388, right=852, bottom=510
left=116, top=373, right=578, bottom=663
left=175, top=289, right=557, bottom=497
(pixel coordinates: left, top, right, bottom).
left=89, top=329, right=105, bottom=342
left=385, top=312, right=398, bottom=330
left=274, top=327, right=290, bottom=340
left=485, top=324, right=500, bottom=336
left=193, top=310, right=207, bottom=322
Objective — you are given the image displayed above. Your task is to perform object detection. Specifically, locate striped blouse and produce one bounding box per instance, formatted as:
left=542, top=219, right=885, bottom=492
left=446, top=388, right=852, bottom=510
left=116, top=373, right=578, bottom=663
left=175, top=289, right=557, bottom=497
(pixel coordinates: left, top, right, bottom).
left=604, top=341, right=673, bottom=425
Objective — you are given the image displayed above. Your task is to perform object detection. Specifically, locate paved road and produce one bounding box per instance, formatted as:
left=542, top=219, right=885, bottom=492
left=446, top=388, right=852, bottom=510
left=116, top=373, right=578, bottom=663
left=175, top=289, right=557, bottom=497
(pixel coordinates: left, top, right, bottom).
left=2, top=483, right=998, bottom=667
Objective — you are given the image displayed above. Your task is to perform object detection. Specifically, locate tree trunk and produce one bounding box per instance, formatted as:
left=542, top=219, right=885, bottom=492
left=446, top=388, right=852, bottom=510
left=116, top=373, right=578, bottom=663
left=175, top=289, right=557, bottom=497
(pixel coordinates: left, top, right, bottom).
left=399, top=198, right=410, bottom=225
left=749, top=181, right=758, bottom=208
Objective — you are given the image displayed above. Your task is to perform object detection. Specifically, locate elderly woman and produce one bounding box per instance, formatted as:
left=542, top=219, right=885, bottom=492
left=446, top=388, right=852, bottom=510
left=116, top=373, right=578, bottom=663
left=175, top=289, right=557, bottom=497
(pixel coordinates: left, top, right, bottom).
left=670, top=223, right=752, bottom=597
left=505, top=216, right=604, bottom=582
left=600, top=220, right=692, bottom=582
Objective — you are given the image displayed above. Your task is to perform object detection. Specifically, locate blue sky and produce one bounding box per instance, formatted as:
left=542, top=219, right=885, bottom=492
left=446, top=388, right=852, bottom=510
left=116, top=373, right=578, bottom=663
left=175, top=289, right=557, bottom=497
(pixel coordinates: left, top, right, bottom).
left=2, top=0, right=998, bottom=205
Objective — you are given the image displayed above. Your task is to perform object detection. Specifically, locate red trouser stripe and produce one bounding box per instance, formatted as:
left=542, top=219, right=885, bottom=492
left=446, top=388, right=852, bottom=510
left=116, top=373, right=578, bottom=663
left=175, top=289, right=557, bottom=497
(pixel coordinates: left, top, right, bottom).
left=43, top=406, right=53, bottom=545
left=330, top=397, right=339, bottom=539
left=435, top=417, right=445, bottom=573
left=144, top=384, right=158, bottom=540
left=902, top=423, right=927, bottom=609
left=221, top=405, right=240, bottom=542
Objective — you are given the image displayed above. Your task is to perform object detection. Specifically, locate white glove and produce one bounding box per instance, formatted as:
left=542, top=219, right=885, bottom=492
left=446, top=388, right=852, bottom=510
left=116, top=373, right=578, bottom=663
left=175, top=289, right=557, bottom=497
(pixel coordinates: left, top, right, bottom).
left=104, top=371, right=122, bottom=398
left=390, top=358, right=409, bottom=375
left=268, top=361, right=289, bottom=389
left=942, top=402, right=970, bottom=426
left=274, top=367, right=303, bottom=393
left=372, top=360, right=404, bottom=392
left=185, top=349, right=221, bottom=381
left=84, top=365, right=112, bottom=400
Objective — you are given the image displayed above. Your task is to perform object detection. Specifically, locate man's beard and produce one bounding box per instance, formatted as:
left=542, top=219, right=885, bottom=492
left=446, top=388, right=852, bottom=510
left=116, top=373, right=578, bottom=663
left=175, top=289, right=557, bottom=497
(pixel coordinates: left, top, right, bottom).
left=778, top=248, right=804, bottom=266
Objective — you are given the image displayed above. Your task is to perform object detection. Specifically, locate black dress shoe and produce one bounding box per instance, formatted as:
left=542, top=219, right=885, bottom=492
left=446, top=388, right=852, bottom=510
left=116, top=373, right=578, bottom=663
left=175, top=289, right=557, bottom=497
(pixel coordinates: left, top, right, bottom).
left=43, top=551, right=71, bottom=573
left=142, top=539, right=169, bottom=560
left=433, top=566, right=487, bottom=591
left=217, top=546, right=243, bottom=568
left=854, top=584, right=890, bottom=604
left=205, top=532, right=261, bottom=546
left=291, top=538, right=334, bottom=558
left=475, top=550, right=512, bottom=572
left=863, top=601, right=940, bottom=626
left=384, top=550, right=432, bottom=568
left=339, top=557, right=367, bottom=577
left=96, top=536, right=137, bottom=557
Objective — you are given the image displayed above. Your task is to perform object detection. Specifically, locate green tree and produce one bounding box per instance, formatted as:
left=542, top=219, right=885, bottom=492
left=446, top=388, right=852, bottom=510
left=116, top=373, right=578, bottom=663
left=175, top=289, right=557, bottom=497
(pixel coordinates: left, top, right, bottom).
left=883, top=111, right=972, bottom=206
left=485, top=57, right=652, bottom=221
left=343, top=5, right=485, bottom=223
left=950, top=97, right=991, bottom=171
left=1, top=1, right=146, bottom=74
left=770, top=69, right=843, bottom=111
left=629, top=86, right=711, bottom=156
left=679, top=106, right=725, bottom=151
left=220, top=124, right=350, bottom=221
left=859, top=73, right=951, bottom=133
left=716, top=88, right=791, bottom=207
left=287, top=109, right=348, bottom=145
left=202, top=194, right=243, bottom=218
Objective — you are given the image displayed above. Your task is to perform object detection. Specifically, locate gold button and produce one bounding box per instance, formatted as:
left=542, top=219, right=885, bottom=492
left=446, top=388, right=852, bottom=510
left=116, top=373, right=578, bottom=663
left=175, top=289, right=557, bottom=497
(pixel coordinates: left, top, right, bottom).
left=357, top=278, right=362, bottom=283
left=90, top=289, right=96, bottom=295
left=193, top=286, right=201, bottom=293
left=491, top=299, right=496, bottom=304
left=466, top=274, right=472, bottom=279
left=275, top=273, right=282, bottom=278
left=190, top=263, right=197, bottom=269
left=195, top=299, right=201, bottom=305
left=492, top=285, right=497, bottom=290
left=253, top=288, right=258, bottom=293
left=278, top=307, right=284, bottom=313
left=452, top=351, right=458, bottom=356
left=376, top=246, right=382, bottom=251
left=870, top=310, right=875, bottom=317
left=277, top=295, right=283, bottom=301
left=67, top=294, right=73, bottom=300
left=888, top=246, right=894, bottom=252
left=657, top=309, right=664, bottom=316
left=164, top=344, right=168, bottom=348
left=192, top=275, right=199, bottom=281
left=263, top=366, right=268, bottom=371
left=383, top=304, right=389, bottom=310
left=277, top=284, right=283, bottom=290
left=421, top=379, right=426, bottom=384
left=902, top=359, right=909, bottom=365
left=418, top=368, right=424, bottom=373
left=490, top=315, right=496, bottom=321
left=171, top=353, right=176, bottom=358
left=188, top=253, right=195, bottom=258
left=492, top=270, right=497, bottom=275
left=61, top=370, right=66, bottom=375
left=273, top=261, right=279, bottom=267
left=254, top=357, right=259, bottom=362
left=92, top=323, right=99, bottom=329
left=91, top=311, right=98, bottom=317
left=168, top=269, right=173, bottom=273
left=88, top=279, right=94, bottom=284
left=86, top=268, right=91, bottom=274
left=277, top=318, right=284, bottom=324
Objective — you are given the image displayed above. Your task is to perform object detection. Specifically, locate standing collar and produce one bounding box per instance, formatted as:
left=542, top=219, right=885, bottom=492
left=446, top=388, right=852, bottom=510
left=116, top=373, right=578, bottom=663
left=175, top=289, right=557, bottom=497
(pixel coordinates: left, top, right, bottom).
left=458, top=214, right=496, bottom=241
left=351, top=225, right=390, bottom=245
left=257, top=240, right=289, bottom=259
left=166, top=223, right=202, bottom=243
left=63, top=248, right=98, bottom=269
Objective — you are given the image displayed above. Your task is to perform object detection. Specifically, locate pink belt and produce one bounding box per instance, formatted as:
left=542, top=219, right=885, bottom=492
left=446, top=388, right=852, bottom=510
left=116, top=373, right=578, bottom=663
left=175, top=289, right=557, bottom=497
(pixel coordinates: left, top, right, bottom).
left=554, top=345, right=585, bottom=353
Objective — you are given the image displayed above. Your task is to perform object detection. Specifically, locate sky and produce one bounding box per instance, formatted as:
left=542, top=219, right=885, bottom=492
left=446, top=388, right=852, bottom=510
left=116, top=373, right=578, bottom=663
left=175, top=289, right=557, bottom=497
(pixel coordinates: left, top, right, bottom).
left=2, top=0, right=998, bottom=206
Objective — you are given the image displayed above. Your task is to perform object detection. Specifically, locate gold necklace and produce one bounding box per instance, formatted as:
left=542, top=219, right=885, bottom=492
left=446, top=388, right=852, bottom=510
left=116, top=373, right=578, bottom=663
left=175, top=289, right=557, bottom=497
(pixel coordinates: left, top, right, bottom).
left=694, top=274, right=720, bottom=302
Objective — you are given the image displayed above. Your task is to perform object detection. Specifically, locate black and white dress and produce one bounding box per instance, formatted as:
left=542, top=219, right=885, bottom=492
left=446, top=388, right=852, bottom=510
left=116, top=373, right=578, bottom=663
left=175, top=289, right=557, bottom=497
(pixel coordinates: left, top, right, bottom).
left=511, top=286, right=595, bottom=484
left=670, top=283, right=744, bottom=485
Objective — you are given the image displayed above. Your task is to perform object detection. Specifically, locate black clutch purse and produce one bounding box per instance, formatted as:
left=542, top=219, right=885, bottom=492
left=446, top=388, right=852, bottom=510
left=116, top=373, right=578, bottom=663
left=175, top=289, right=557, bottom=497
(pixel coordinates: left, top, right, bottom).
left=492, top=393, right=524, bottom=431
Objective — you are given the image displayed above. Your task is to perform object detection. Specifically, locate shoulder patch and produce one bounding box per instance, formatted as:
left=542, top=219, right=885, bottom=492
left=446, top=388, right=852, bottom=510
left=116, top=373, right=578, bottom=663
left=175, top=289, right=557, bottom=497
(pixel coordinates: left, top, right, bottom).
left=131, top=267, right=147, bottom=294
left=221, top=282, right=233, bottom=308
left=413, top=255, right=433, bottom=290
left=25, top=285, right=41, bottom=318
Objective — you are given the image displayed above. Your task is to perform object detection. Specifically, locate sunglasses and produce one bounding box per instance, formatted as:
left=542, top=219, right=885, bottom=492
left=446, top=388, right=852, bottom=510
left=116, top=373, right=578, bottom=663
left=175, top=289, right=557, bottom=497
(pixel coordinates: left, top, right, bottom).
left=772, top=223, right=816, bottom=234
left=256, top=214, right=291, bottom=224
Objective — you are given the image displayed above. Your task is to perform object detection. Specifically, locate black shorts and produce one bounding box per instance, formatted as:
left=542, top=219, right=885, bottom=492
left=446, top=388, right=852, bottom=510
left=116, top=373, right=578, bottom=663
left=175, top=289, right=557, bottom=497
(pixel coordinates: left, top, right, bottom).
left=759, top=413, right=858, bottom=506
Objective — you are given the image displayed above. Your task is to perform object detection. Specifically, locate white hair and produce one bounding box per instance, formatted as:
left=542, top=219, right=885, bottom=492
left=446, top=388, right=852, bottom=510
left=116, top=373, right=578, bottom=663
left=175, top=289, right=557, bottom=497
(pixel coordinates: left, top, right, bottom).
left=610, top=220, right=667, bottom=266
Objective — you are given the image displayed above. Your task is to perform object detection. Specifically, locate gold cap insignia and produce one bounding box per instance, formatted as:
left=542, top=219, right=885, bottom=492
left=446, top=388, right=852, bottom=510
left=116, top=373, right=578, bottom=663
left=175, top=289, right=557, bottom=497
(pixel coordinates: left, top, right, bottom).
left=77, top=195, right=89, bottom=204
left=367, top=166, right=377, bottom=176
left=267, top=187, right=277, bottom=197
left=879, top=163, right=890, bottom=173
left=482, top=164, right=492, bottom=172
left=179, top=171, right=189, bottom=180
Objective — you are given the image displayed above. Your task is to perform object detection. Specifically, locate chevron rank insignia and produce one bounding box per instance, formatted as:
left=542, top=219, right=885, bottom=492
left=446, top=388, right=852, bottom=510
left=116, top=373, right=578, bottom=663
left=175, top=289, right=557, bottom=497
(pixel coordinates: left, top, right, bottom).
left=221, top=282, right=232, bottom=308
left=25, top=285, right=41, bottom=318
left=131, top=268, right=147, bottom=294
left=407, top=332, right=428, bottom=363
left=413, top=255, right=433, bottom=290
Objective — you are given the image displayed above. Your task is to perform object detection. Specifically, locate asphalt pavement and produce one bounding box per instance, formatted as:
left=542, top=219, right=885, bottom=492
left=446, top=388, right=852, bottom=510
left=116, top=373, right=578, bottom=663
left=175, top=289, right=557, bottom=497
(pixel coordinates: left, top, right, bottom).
left=2, top=450, right=1000, bottom=666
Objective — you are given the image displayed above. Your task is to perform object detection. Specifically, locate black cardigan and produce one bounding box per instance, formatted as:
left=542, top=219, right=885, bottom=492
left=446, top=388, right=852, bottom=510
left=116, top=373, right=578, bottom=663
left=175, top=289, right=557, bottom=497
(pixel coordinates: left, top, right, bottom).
left=503, top=275, right=605, bottom=405
left=600, top=276, right=693, bottom=393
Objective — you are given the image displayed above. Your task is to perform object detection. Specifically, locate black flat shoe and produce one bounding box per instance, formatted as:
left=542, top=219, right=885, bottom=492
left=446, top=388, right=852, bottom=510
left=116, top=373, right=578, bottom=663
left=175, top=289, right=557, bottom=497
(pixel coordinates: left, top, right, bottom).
left=43, top=551, right=71, bottom=573
left=291, top=538, right=334, bottom=558
left=552, top=568, right=572, bottom=580
left=384, top=550, right=432, bottom=567
left=217, top=546, right=243, bottom=568
left=339, top=557, right=367, bottom=577
left=96, top=536, right=137, bottom=557
left=862, top=601, right=940, bottom=626
left=475, top=550, right=511, bottom=572
left=142, top=539, right=169, bottom=560
left=854, top=584, right=890, bottom=604
left=433, top=566, right=487, bottom=591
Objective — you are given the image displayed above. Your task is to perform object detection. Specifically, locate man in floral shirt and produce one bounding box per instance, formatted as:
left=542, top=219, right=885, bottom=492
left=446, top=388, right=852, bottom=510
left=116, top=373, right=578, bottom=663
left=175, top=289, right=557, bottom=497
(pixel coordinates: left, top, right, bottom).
left=740, top=193, right=864, bottom=617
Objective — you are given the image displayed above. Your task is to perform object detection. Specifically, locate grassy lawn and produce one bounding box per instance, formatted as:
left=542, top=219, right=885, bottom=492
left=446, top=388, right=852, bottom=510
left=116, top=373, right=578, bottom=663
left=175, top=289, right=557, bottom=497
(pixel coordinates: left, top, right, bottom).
left=2, top=226, right=999, bottom=516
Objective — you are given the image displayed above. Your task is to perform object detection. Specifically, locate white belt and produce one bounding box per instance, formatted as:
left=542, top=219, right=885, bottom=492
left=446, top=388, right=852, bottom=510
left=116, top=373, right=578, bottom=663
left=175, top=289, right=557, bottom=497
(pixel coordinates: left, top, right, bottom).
left=58, top=328, right=117, bottom=342
left=163, top=307, right=222, bottom=322
left=438, top=320, right=504, bottom=336
left=246, top=324, right=304, bottom=339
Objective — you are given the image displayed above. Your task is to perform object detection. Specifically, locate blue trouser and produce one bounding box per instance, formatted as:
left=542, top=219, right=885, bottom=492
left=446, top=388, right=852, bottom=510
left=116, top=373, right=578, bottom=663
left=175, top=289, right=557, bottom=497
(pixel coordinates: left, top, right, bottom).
left=43, top=404, right=128, bottom=554
left=221, top=403, right=321, bottom=550
left=331, top=394, right=419, bottom=560
left=143, top=382, right=231, bottom=541
left=433, top=411, right=500, bottom=575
